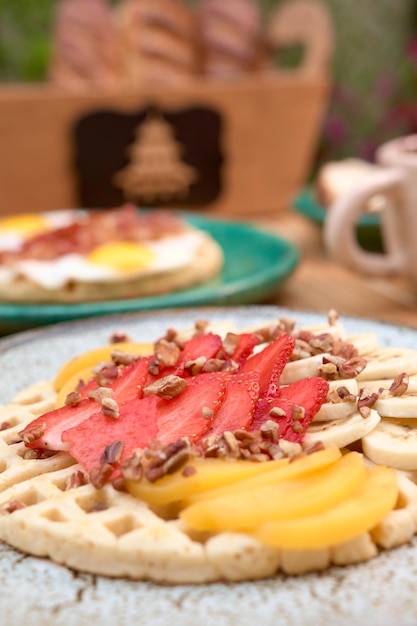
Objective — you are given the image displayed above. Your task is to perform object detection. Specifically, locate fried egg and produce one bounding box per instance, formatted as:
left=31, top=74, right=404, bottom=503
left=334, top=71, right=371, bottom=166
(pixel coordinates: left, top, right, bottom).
left=0, top=232, right=207, bottom=290
left=0, top=210, right=86, bottom=252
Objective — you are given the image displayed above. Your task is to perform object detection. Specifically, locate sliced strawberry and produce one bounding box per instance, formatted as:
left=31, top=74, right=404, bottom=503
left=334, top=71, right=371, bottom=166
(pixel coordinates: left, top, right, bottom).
left=20, top=398, right=100, bottom=451
left=156, top=373, right=227, bottom=445
left=228, top=333, right=259, bottom=367
left=204, top=370, right=260, bottom=436
left=78, top=357, right=151, bottom=401
left=108, top=357, right=151, bottom=401
left=175, top=333, right=223, bottom=373
left=61, top=395, right=159, bottom=474
left=240, top=333, right=295, bottom=397
left=21, top=358, right=152, bottom=451
left=250, top=377, right=329, bottom=442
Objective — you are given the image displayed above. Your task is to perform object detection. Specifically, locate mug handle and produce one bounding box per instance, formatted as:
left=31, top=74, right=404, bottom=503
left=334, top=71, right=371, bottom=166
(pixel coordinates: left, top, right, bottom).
left=323, top=168, right=408, bottom=275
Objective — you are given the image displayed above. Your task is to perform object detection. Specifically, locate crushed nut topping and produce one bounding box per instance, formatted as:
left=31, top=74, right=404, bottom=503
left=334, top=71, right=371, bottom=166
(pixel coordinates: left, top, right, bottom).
left=154, top=338, right=181, bottom=368
left=110, top=349, right=140, bottom=366
left=269, top=406, right=286, bottom=418
left=389, top=372, right=409, bottom=396
left=101, top=397, right=120, bottom=419
left=19, top=421, right=46, bottom=444
left=94, top=365, right=120, bottom=387
left=89, top=463, right=114, bottom=489
left=144, top=438, right=193, bottom=482
left=109, top=331, right=132, bottom=343
left=100, top=440, right=124, bottom=465
left=327, top=386, right=357, bottom=404
left=121, top=450, right=143, bottom=481
left=65, top=470, right=88, bottom=490
left=143, top=375, right=187, bottom=399
left=357, top=389, right=379, bottom=417
left=64, top=391, right=82, bottom=406
left=184, top=356, right=207, bottom=376
left=88, top=386, right=113, bottom=402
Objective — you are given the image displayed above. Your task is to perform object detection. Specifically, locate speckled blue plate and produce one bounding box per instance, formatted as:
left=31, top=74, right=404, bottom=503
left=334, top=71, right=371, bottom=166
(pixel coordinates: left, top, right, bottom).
left=0, top=306, right=417, bottom=626
left=295, top=187, right=384, bottom=252
left=0, top=215, right=299, bottom=335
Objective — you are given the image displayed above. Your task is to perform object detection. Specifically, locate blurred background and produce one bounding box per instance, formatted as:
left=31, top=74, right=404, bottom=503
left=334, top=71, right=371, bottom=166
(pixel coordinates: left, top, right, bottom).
left=1, top=0, right=417, bottom=170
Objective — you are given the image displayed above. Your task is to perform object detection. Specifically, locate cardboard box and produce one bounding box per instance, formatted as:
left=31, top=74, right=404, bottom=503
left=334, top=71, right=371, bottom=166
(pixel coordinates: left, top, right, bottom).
left=0, top=72, right=329, bottom=217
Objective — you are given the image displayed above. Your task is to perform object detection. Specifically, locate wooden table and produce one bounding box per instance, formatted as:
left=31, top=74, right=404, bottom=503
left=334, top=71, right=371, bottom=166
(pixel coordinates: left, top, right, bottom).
left=248, top=209, right=417, bottom=329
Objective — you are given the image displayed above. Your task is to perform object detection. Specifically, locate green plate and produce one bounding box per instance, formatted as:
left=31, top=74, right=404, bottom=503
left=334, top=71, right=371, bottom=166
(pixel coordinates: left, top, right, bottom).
left=0, top=214, right=299, bottom=335
left=295, top=187, right=384, bottom=252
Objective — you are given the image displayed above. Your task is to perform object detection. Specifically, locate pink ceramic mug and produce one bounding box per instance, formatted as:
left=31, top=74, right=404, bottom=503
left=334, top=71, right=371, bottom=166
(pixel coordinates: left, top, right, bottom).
left=323, top=135, right=417, bottom=282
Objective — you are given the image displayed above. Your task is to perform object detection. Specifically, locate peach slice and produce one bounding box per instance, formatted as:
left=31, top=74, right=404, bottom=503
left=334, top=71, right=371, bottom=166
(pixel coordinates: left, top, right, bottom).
left=126, top=456, right=291, bottom=506
left=53, top=342, right=153, bottom=392
left=180, top=451, right=364, bottom=532
left=185, top=445, right=341, bottom=505
left=254, top=465, right=398, bottom=549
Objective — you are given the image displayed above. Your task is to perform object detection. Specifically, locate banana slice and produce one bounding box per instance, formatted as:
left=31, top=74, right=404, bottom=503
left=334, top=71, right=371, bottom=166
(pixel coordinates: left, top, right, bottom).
left=362, top=418, right=417, bottom=470
left=327, top=379, right=358, bottom=394
left=313, top=400, right=357, bottom=422
left=359, top=374, right=417, bottom=395
left=305, top=410, right=381, bottom=449
left=281, top=354, right=330, bottom=385
left=356, top=348, right=417, bottom=381
left=346, top=332, right=379, bottom=356
left=375, top=393, right=417, bottom=418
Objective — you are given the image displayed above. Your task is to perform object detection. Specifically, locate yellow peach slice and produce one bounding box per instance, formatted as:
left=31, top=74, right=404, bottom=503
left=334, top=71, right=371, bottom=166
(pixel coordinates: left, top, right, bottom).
left=254, top=465, right=398, bottom=549
left=54, top=366, right=95, bottom=408
left=53, top=342, right=153, bottom=392
left=126, top=456, right=291, bottom=506
left=180, top=451, right=364, bottom=532
left=186, top=445, right=341, bottom=505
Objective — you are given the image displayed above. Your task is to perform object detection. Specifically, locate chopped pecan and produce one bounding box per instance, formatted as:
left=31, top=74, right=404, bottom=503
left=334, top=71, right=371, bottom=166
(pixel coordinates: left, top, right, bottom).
left=154, top=338, right=181, bottom=368
left=88, top=386, right=113, bottom=402
left=110, top=349, right=140, bottom=366
left=223, top=333, right=240, bottom=356
left=101, top=397, right=120, bottom=419
left=269, top=406, right=286, bottom=418
left=95, top=365, right=120, bottom=387
left=121, top=450, right=143, bottom=481
left=143, top=375, right=187, bottom=399
left=66, top=469, right=87, bottom=490
left=100, top=440, right=124, bottom=465
left=89, top=463, right=114, bottom=489
left=109, top=331, right=132, bottom=343
left=184, top=356, right=207, bottom=375
left=327, top=386, right=356, bottom=404
left=358, top=389, right=379, bottom=417
left=145, top=438, right=192, bottom=482
left=19, top=421, right=46, bottom=444
left=260, top=420, right=279, bottom=441
left=389, top=372, right=409, bottom=396
left=64, top=391, right=82, bottom=406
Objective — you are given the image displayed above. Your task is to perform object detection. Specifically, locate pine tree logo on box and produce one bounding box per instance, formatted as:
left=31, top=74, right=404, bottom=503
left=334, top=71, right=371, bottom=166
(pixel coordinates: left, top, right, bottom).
left=73, top=106, right=223, bottom=209
left=114, top=113, right=198, bottom=203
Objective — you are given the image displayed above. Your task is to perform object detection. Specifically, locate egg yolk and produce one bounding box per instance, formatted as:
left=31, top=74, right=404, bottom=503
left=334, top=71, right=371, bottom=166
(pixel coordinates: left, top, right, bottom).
left=0, top=214, right=49, bottom=236
left=87, top=242, right=155, bottom=272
